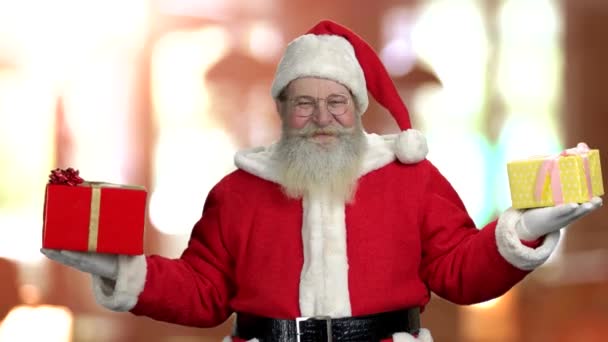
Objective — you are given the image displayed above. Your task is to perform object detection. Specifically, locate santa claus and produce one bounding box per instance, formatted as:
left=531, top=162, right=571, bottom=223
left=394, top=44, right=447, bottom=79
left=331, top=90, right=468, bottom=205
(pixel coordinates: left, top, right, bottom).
left=42, top=20, right=602, bottom=341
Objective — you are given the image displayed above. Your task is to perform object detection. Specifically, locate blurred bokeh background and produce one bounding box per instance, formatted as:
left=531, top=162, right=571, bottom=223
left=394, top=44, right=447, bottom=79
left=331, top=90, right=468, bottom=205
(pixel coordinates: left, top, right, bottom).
left=0, top=0, right=607, bottom=340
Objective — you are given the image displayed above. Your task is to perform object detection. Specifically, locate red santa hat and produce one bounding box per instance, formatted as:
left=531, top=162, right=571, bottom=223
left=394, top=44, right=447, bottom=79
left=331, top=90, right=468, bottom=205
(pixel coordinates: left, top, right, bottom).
left=271, top=19, right=428, bottom=163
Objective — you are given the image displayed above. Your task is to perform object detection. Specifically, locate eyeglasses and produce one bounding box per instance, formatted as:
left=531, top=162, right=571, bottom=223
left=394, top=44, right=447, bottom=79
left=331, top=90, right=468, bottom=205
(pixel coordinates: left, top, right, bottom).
left=286, top=94, right=350, bottom=117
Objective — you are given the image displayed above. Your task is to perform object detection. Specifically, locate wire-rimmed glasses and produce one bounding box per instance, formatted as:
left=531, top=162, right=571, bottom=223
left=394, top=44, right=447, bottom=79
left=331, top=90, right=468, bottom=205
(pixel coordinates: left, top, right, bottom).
left=287, top=94, right=350, bottom=117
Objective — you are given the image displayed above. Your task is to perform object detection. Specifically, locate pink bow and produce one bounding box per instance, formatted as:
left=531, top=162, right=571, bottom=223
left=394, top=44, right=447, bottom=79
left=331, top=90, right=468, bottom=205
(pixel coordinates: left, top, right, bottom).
left=534, top=143, right=593, bottom=205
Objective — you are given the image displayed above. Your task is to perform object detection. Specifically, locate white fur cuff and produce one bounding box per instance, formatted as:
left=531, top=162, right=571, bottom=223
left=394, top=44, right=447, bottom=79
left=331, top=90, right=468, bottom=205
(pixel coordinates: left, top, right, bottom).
left=495, top=208, right=561, bottom=270
left=393, top=328, right=433, bottom=342
left=91, top=254, right=147, bottom=312
left=394, top=129, right=428, bottom=164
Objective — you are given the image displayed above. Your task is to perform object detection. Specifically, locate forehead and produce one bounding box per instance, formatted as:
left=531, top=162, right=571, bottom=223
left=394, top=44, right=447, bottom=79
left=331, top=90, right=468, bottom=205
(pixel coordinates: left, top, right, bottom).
left=286, top=77, right=350, bottom=96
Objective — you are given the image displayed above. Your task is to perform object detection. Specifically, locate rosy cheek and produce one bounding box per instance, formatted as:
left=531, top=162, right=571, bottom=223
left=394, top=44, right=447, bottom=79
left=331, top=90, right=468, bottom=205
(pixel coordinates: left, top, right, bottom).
left=335, top=110, right=356, bottom=128
left=288, top=115, right=309, bottom=130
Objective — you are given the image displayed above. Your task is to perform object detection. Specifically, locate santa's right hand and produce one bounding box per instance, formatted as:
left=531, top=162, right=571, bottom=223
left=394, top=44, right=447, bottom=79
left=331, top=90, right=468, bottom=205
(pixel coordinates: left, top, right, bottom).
left=41, top=248, right=119, bottom=280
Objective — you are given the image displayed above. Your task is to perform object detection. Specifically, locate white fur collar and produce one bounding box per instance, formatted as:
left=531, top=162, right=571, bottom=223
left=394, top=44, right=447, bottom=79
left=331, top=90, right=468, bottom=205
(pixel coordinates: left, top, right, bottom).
left=234, top=133, right=398, bottom=182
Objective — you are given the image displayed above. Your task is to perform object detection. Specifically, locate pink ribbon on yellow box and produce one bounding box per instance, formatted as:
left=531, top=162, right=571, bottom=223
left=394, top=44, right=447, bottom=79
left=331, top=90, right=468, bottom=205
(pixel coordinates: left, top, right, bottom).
left=534, top=142, right=594, bottom=205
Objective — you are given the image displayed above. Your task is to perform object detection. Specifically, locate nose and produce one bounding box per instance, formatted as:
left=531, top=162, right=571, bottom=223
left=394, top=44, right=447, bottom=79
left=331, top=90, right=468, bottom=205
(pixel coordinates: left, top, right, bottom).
left=311, top=102, right=333, bottom=127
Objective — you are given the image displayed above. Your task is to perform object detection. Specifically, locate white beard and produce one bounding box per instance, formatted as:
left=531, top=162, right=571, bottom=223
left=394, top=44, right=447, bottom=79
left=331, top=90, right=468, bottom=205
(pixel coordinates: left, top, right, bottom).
left=274, top=119, right=366, bottom=203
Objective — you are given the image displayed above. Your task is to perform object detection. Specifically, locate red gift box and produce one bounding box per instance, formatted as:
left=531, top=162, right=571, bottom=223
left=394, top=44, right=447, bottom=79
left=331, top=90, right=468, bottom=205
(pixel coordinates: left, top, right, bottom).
left=42, top=169, right=147, bottom=255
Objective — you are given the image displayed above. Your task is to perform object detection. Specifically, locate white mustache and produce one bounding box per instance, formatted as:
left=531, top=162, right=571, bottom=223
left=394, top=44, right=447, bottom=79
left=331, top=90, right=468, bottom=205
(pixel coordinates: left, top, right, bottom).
left=293, top=125, right=349, bottom=138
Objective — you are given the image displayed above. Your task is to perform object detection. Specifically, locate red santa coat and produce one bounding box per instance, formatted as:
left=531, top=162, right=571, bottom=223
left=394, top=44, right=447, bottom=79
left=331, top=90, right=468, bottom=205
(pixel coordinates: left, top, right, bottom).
left=91, top=133, right=560, bottom=341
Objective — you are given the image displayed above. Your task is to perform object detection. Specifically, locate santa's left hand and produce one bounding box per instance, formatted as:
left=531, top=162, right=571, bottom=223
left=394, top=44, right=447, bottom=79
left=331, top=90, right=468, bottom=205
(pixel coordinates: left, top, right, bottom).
left=516, top=196, right=603, bottom=241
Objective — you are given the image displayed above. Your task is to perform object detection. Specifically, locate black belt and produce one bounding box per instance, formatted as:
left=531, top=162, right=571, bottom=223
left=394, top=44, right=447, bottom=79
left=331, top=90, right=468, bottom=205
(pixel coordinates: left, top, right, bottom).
left=235, top=308, right=420, bottom=342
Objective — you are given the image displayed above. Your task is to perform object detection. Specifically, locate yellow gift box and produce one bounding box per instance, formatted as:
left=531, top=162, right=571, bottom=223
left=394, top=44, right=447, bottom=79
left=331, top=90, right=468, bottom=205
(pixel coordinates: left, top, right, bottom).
left=507, top=143, right=604, bottom=209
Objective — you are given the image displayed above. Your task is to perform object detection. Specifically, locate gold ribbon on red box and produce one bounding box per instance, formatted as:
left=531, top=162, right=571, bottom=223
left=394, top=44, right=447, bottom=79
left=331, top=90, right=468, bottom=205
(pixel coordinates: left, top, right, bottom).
left=48, top=168, right=144, bottom=252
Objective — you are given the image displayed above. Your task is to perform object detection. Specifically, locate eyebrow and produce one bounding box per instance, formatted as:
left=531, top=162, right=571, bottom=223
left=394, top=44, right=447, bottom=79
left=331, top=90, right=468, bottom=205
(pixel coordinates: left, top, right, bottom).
left=291, top=93, right=350, bottom=98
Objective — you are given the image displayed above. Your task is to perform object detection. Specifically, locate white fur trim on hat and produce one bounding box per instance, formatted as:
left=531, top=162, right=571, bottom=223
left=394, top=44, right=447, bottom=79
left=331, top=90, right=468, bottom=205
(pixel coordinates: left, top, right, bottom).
left=495, top=207, right=561, bottom=270
left=271, top=34, right=369, bottom=114
left=394, top=129, right=428, bottom=163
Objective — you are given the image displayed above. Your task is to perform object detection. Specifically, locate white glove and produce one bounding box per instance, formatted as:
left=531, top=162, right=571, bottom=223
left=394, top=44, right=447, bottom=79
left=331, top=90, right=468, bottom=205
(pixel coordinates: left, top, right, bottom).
left=40, top=248, right=118, bottom=279
left=516, top=196, right=603, bottom=241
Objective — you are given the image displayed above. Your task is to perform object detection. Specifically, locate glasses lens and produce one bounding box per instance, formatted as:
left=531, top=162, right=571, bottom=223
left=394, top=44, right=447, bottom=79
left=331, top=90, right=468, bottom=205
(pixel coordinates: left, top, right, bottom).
left=290, top=95, right=349, bottom=117
left=293, top=97, right=315, bottom=117
left=327, top=95, right=348, bottom=115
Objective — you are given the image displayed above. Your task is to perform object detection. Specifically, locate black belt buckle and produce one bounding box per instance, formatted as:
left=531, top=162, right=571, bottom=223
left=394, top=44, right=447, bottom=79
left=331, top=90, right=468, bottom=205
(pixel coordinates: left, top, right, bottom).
left=296, top=316, right=332, bottom=342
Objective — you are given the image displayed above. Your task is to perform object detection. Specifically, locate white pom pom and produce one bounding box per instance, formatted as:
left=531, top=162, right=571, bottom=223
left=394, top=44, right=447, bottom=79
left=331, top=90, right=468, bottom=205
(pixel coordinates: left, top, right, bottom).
left=394, top=129, right=428, bottom=164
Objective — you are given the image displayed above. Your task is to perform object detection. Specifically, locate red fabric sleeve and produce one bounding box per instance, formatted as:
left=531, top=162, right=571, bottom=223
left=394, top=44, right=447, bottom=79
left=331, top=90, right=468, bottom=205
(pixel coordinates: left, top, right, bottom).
left=130, top=182, right=236, bottom=327
left=418, top=163, right=531, bottom=305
